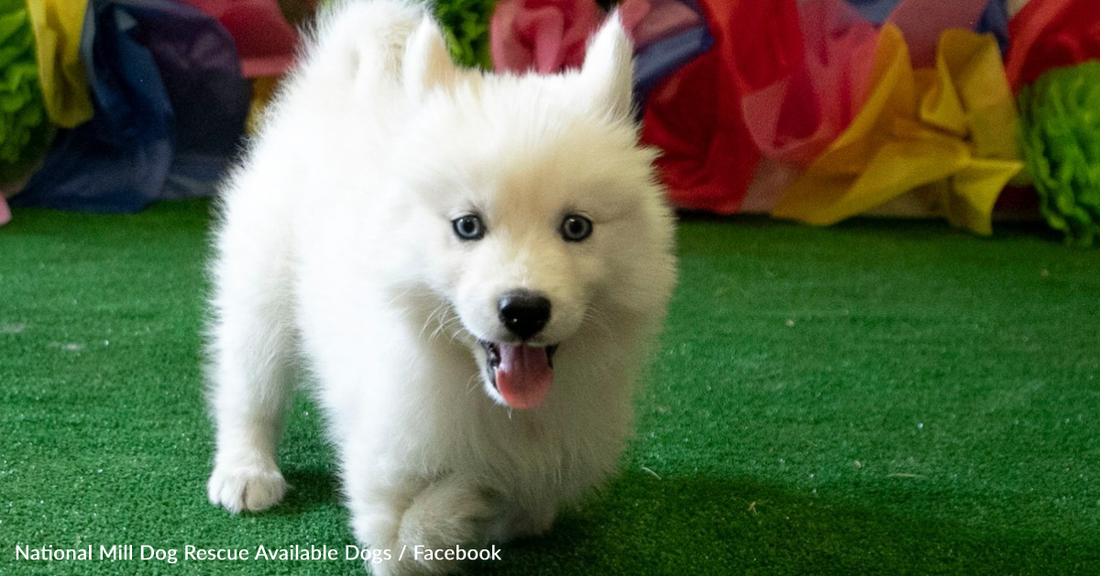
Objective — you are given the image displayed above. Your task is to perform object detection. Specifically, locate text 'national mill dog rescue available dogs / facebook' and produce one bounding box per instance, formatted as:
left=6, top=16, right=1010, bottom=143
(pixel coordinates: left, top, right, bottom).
left=204, top=0, right=677, bottom=574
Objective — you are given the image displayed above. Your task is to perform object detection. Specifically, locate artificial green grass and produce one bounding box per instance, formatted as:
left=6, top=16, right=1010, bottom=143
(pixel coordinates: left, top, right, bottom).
left=1, top=199, right=1098, bottom=575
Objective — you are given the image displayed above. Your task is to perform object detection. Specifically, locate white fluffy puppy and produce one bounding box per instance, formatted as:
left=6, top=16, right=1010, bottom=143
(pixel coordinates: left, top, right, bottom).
left=206, top=0, right=676, bottom=573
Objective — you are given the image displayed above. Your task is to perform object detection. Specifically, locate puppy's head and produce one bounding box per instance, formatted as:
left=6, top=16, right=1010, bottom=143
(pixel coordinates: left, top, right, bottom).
left=391, top=15, right=675, bottom=410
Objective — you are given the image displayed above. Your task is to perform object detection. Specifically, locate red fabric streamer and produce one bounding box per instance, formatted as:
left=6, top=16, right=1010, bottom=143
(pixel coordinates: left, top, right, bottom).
left=885, top=0, right=991, bottom=67
left=181, top=0, right=301, bottom=78
left=1005, top=0, right=1100, bottom=92
left=490, top=0, right=604, bottom=74
left=640, top=0, right=802, bottom=213
left=739, top=0, right=878, bottom=167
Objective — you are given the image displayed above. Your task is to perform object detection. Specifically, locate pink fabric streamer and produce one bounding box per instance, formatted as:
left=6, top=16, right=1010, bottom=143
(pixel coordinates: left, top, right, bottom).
left=0, top=197, right=10, bottom=226
left=490, top=0, right=604, bottom=74
left=886, top=0, right=992, bottom=67
left=490, top=0, right=703, bottom=73
left=618, top=0, right=701, bottom=50
left=181, top=0, right=300, bottom=77
left=740, top=0, right=878, bottom=166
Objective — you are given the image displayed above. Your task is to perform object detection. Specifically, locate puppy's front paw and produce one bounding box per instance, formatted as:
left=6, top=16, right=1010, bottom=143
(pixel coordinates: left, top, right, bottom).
left=207, top=462, right=288, bottom=513
left=352, top=476, right=504, bottom=576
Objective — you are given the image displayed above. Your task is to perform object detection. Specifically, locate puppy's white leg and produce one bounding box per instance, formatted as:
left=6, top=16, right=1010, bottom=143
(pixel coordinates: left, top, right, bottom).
left=345, top=477, right=428, bottom=576
left=348, top=473, right=505, bottom=576
left=206, top=198, right=294, bottom=514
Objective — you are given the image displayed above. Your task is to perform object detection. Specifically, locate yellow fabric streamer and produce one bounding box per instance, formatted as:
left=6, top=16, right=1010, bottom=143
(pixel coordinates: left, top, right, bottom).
left=246, top=76, right=282, bottom=135
left=27, top=0, right=93, bottom=127
left=772, top=27, right=1023, bottom=235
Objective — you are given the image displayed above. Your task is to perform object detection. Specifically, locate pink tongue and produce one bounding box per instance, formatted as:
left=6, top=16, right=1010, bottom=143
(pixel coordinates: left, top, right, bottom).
left=495, top=345, right=554, bottom=409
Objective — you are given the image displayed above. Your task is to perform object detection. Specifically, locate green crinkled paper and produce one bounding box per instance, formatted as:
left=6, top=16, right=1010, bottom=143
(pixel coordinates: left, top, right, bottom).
left=1018, top=60, right=1100, bottom=247
left=428, top=0, right=497, bottom=69
left=0, top=0, right=52, bottom=185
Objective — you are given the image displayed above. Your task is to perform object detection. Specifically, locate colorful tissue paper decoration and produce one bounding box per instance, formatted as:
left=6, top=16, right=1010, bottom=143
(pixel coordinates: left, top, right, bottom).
left=489, top=0, right=1031, bottom=229
left=0, top=0, right=52, bottom=197
left=3, top=0, right=1100, bottom=244
left=773, top=27, right=1023, bottom=235
left=12, top=0, right=249, bottom=213
left=745, top=0, right=1024, bottom=231
left=1018, top=61, right=1100, bottom=246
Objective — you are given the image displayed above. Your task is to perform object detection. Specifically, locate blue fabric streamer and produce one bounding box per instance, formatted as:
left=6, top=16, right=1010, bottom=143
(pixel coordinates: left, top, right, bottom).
left=633, top=26, right=714, bottom=114
left=632, top=0, right=713, bottom=114
left=14, top=0, right=247, bottom=213
left=842, top=0, right=902, bottom=24
left=976, top=0, right=1009, bottom=54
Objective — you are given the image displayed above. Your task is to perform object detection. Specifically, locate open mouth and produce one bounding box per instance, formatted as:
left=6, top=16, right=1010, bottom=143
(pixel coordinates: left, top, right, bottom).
left=480, top=340, right=559, bottom=410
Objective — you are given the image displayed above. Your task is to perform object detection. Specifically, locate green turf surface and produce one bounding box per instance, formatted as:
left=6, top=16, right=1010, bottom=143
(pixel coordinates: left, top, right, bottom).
left=1, top=199, right=1098, bottom=575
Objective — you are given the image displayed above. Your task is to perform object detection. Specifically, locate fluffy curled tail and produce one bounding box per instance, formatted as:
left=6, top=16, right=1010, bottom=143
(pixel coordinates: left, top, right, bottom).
left=299, top=0, right=426, bottom=91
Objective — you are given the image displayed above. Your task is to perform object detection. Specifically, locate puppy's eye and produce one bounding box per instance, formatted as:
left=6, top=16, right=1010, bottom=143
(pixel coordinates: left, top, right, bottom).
left=560, top=214, right=593, bottom=242
left=452, top=214, right=486, bottom=241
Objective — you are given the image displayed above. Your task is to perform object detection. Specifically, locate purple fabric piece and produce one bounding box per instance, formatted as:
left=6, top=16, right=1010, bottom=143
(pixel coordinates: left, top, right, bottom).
left=14, top=0, right=247, bottom=213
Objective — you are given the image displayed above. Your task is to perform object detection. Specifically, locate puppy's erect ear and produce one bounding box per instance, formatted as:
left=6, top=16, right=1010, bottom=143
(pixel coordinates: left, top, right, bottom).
left=580, top=14, right=634, bottom=119
left=403, top=16, right=458, bottom=100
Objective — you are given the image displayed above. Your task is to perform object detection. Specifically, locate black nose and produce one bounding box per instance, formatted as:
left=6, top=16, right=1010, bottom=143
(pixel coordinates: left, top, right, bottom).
left=498, top=290, right=551, bottom=341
